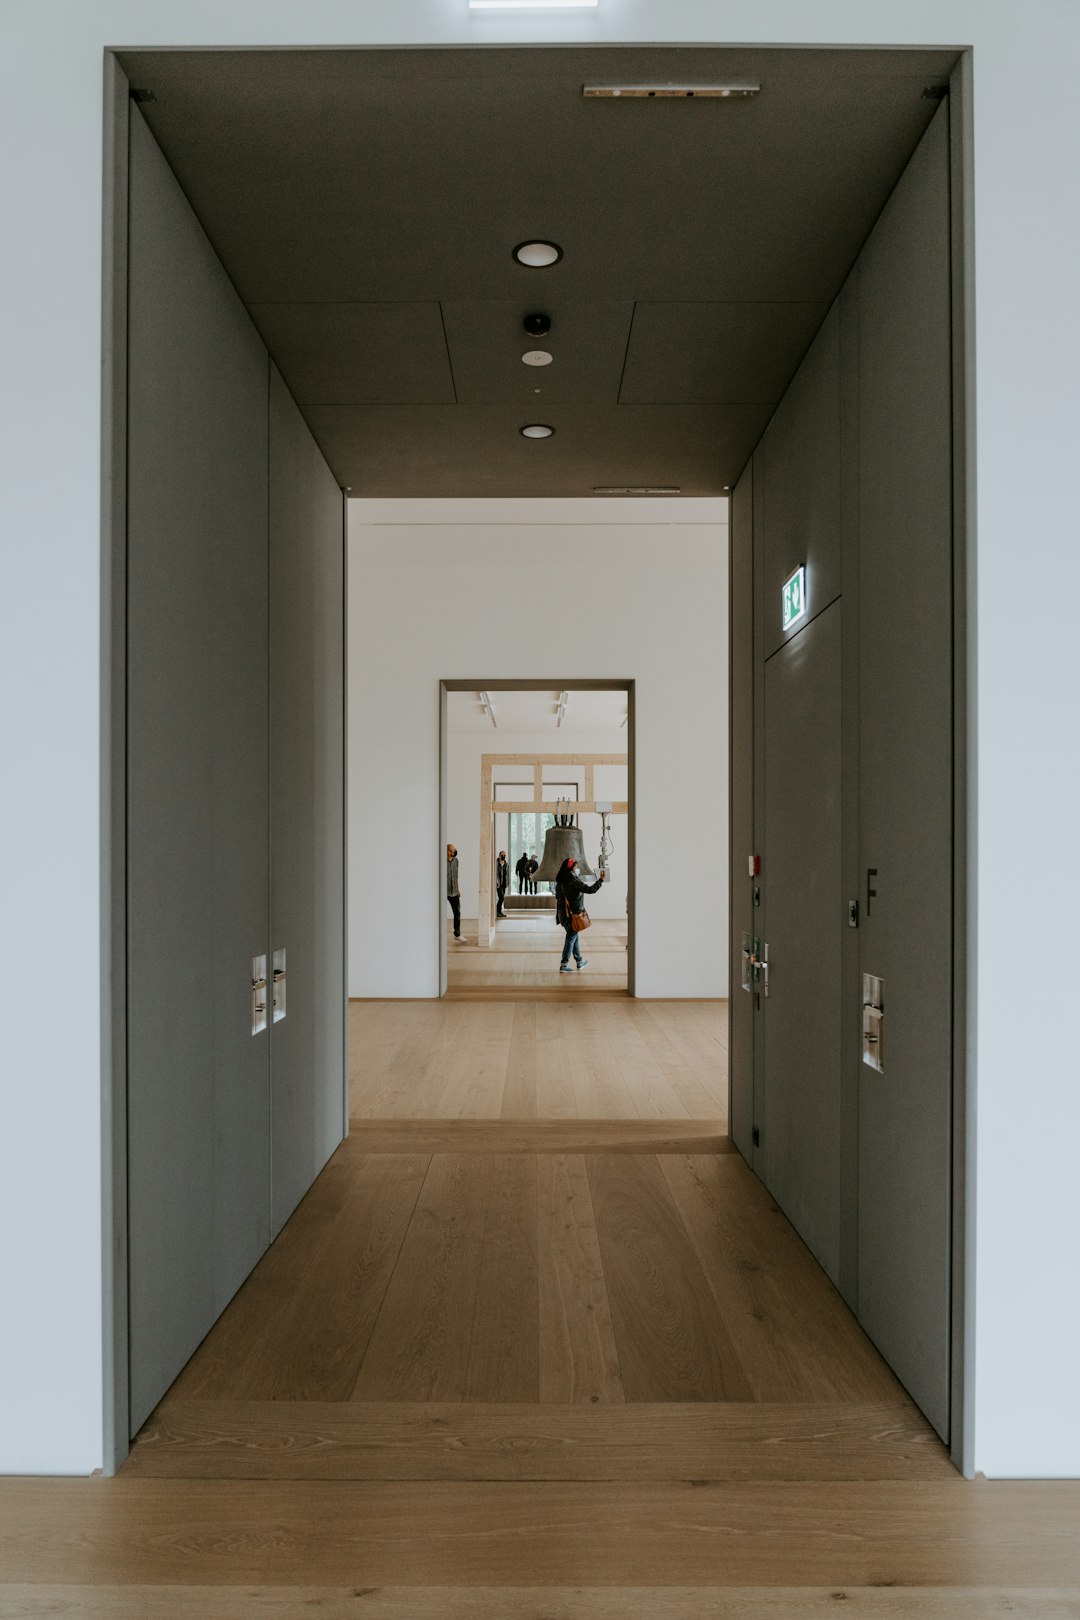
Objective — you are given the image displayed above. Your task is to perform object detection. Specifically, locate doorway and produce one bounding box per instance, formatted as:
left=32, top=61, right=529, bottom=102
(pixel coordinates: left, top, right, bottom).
left=104, top=41, right=970, bottom=1478
left=439, top=681, right=634, bottom=1000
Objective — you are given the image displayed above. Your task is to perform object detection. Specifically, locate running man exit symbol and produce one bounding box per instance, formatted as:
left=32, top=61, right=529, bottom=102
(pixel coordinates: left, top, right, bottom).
left=782, top=565, right=807, bottom=631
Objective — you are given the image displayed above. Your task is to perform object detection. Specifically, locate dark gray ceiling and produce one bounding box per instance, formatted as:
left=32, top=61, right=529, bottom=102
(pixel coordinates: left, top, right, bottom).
left=117, top=45, right=958, bottom=497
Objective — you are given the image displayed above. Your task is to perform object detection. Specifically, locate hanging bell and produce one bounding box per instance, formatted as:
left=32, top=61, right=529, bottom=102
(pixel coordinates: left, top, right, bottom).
left=531, top=800, right=598, bottom=883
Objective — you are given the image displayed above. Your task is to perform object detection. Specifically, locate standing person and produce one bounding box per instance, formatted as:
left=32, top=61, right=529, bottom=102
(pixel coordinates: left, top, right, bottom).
left=528, top=854, right=539, bottom=895
left=495, top=850, right=509, bottom=918
left=555, top=855, right=603, bottom=973
left=446, top=843, right=463, bottom=943
left=515, top=852, right=530, bottom=894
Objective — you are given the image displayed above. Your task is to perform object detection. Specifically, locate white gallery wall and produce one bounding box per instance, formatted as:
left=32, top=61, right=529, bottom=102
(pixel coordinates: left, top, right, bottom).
left=2, top=0, right=1079, bottom=1479
left=446, top=731, right=629, bottom=926
left=349, top=500, right=727, bottom=997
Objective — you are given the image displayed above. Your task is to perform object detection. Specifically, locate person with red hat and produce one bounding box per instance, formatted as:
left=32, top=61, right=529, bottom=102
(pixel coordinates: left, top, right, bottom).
left=555, top=855, right=604, bottom=973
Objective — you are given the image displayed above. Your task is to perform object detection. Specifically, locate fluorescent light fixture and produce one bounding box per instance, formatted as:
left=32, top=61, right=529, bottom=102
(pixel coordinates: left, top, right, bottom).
left=781, top=565, right=807, bottom=631
left=520, top=424, right=555, bottom=439
left=593, top=485, right=681, bottom=495
left=556, top=690, right=569, bottom=729
left=472, top=1, right=598, bottom=9
left=584, top=82, right=759, bottom=98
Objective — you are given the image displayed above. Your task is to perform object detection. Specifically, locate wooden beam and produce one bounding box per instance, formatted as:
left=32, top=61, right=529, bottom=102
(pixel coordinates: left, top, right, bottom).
left=585, top=764, right=595, bottom=801
left=533, top=762, right=543, bottom=800
left=493, top=802, right=628, bottom=815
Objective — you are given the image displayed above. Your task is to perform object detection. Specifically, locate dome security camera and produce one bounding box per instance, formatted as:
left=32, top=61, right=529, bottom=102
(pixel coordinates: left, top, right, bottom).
left=523, top=313, right=552, bottom=337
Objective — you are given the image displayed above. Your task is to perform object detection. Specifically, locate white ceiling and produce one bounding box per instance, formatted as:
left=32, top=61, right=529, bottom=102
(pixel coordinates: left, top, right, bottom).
left=447, top=688, right=628, bottom=736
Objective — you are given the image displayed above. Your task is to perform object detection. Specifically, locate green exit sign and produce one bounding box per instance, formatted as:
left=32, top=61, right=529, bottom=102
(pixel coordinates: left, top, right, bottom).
left=782, top=566, right=807, bottom=631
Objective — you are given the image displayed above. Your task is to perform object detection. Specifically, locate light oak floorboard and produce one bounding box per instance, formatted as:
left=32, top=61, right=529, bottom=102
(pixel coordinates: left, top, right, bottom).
left=125, top=1400, right=950, bottom=1482
left=3, top=1586, right=1077, bottom=1618
left=347, top=1120, right=732, bottom=1154
left=537, top=1156, right=625, bottom=1404
left=3, top=1480, right=1080, bottom=1588
left=586, top=1155, right=754, bottom=1402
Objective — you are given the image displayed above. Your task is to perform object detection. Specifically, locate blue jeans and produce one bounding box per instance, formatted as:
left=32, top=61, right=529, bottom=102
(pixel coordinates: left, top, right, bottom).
left=561, top=925, right=582, bottom=966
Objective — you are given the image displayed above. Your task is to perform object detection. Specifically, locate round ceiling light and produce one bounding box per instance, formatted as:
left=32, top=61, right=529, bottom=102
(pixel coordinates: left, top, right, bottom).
left=513, top=240, right=563, bottom=268
left=522, top=350, right=553, bottom=367
left=520, top=424, right=555, bottom=439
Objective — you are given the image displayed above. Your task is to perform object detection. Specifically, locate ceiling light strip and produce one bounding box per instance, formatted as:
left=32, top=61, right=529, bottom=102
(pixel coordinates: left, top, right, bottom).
left=584, top=83, right=760, bottom=98
left=472, top=1, right=598, bottom=9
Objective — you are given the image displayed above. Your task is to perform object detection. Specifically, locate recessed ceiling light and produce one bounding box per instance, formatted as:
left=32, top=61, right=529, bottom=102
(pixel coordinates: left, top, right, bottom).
left=513, top=240, right=563, bottom=268
left=521, top=424, right=555, bottom=439
left=523, top=350, right=553, bottom=367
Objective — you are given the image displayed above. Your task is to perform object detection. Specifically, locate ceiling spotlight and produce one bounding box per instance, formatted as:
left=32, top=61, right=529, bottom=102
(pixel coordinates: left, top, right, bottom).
left=514, top=240, right=563, bottom=268
left=523, top=350, right=553, bottom=367
left=524, top=313, right=551, bottom=337
left=521, top=424, right=555, bottom=439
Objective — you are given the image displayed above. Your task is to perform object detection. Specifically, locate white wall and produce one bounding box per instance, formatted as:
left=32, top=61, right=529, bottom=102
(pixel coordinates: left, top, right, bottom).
left=350, top=500, right=727, bottom=998
left=447, top=733, right=629, bottom=924
left=3, top=0, right=1079, bottom=1479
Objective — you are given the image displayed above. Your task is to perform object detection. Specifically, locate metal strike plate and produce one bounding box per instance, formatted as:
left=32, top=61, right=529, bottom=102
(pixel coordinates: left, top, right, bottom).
left=252, top=954, right=268, bottom=1036
left=741, top=932, right=754, bottom=993
left=862, top=973, right=884, bottom=1071
left=272, top=946, right=287, bottom=1023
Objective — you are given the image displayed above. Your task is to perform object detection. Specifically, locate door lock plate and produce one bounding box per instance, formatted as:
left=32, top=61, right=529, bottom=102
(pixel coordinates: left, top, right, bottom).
left=862, top=973, right=884, bottom=1071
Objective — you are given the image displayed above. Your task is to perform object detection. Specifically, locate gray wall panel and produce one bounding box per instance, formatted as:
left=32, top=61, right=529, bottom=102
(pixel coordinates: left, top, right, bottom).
left=127, top=109, right=271, bottom=1433
left=269, top=364, right=346, bottom=1236
left=761, top=303, right=842, bottom=660
left=856, top=102, right=953, bottom=1438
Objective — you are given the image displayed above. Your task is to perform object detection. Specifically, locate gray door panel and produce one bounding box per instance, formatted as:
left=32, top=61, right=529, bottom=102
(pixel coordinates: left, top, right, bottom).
left=127, top=110, right=271, bottom=1432
left=728, top=462, right=754, bottom=1157
left=760, top=601, right=843, bottom=1283
left=855, top=102, right=953, bottom=1439
left=269, top=364, right=347, bottom=1237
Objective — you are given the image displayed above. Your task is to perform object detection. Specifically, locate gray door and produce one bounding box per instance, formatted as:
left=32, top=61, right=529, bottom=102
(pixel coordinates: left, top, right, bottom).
left=268, top=364, right=347, bottom=1237
left=759, top=600, right=843, bottom=1284
left=126, top=110, right=271, bottom=1433
left=727, top=463, right=755, bottom=1157
left=854, top=102, right=953, bottom=1438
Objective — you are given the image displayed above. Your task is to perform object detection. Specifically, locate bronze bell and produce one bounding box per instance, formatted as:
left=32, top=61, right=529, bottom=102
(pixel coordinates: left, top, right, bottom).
left=531, top=800, right=597, bottom=883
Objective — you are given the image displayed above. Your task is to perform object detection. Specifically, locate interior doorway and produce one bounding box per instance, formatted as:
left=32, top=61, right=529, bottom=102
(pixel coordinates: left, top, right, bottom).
left=439, top=682, right=634, bottom=999
left=104, top=40, right=970, bottom=1481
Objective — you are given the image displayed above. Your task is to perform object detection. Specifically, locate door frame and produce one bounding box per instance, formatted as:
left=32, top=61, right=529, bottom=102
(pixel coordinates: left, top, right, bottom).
left=439, top=679, right=636, bottom=998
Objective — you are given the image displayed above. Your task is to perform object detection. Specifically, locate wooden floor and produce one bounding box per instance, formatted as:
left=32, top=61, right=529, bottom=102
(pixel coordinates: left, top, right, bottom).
left=5, top=997, right=1080, bottom=1614
left=445, top=915, right=630, bottom=997
left=349, top=993, right=727, bottom=1119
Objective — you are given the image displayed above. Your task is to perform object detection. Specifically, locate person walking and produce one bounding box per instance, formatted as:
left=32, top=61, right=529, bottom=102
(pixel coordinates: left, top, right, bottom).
left=447, top=843, right=463, bottom=942
left=555, top=855, right=603, bottom=973
left=528, top=854, right=539, bottom=895
left=495, top=850, right=509, bottom=918
left=515, top=852, right=530, bottom=895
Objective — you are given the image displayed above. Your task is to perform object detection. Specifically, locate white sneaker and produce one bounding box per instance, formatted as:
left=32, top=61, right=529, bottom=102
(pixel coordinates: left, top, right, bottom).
left=577, top=958, right=590, bottom=971
left=560, top=963, right=573, bottom=973
left=452, top=935, right=466, bottom=944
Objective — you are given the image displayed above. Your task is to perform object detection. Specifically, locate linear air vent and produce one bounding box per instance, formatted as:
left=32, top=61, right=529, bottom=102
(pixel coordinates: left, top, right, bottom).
left=593, top=486, right=682, bottom=495
left=583, top=83, right=760, bottom=99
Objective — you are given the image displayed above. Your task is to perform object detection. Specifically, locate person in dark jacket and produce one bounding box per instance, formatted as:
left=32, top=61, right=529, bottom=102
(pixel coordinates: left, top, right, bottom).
left=528, top=854, right=539, bottom=895
left=555, top=855, right=603, bottom=972
left=495, top=850, right=510, bottom=918
left=447, top=843, right=463, bottom=942
left=515, top=852, right=530, bottom=895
